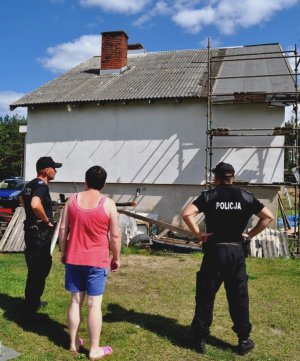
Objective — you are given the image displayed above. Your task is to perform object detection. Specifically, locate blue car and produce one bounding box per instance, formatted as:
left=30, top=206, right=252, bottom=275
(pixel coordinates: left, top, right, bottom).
left=0, top=178, right=27, bottom=210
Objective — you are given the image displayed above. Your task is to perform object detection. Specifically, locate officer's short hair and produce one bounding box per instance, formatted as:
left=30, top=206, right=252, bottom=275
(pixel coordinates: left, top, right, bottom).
left=85, top=166, right=107, bottom=190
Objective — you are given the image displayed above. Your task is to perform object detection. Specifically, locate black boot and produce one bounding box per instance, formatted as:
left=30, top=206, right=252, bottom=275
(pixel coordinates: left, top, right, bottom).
left=238, top=339, right=254, bottom=355
left=195, top=338, right=206, bottom=354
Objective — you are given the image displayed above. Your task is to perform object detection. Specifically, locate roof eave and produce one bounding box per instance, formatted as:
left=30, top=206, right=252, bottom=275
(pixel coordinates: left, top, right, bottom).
left=10, top=95, right=204, bottom=110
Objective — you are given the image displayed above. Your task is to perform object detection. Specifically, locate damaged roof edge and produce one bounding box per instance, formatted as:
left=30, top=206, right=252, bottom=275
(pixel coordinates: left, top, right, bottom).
left=10, top=95, right=200, bottom=110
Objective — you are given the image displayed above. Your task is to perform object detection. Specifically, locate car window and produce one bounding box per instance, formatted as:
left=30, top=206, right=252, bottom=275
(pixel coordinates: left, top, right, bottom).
left=16, top=182, right=26, bottom=190
left=0, top=180, right=22, bottom=190
left=0, top=182, right=8, bottom=189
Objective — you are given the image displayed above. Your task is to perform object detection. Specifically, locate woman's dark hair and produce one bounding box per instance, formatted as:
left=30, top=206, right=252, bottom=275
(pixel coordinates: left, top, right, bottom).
left=85, top=166, right=107, bottom=190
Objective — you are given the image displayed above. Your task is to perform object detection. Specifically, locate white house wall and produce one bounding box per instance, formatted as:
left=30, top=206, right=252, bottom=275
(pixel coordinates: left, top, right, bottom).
left=25, top=100, right=284, bottom=184
left=212, top=104, right=285, bottom=183
left=25, top=101, right=206, bottom=184
left=49, top=181, right=279, bottom=228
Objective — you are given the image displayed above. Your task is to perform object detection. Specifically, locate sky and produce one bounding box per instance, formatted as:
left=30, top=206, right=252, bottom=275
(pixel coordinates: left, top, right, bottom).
left=0, top=0, right=300, bottom=119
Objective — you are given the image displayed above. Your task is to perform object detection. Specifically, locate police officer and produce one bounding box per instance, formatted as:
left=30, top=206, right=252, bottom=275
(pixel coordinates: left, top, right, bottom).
left=182, top=162, right=273, bottom=355
left=21, top=156, right=62, bottom=318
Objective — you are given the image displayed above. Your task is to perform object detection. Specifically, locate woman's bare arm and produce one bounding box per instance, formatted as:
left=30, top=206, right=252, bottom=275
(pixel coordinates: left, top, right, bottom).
left=59, top=199, right=71, bottom=263
left=107, top=199, right=121, bottom=272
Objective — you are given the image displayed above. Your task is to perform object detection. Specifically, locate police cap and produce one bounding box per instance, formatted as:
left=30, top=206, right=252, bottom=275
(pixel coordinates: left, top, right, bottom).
left=212, top=162, right=235, bottom=177
left=36, top=156, right=62, bottom=171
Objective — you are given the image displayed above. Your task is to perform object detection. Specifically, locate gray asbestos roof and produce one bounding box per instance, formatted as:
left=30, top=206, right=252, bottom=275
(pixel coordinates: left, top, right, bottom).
left=11, top=43, right=295, bottom=110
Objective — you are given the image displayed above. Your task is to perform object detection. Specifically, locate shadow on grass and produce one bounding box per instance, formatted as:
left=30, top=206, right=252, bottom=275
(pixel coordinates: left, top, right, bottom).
left=0, top=293, right=69, bottom=349
left=104, top=303, right=236, bottom=353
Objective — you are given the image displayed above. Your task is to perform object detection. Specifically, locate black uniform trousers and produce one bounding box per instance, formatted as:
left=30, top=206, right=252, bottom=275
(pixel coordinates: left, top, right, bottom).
left=24, top=225, right=53, bottom=314
left=192, top=242, right=252, bottom=341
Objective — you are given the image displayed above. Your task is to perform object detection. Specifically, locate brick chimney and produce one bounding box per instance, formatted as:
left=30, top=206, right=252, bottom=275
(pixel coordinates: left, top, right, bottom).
left=100, top=30, right=129, bottom=75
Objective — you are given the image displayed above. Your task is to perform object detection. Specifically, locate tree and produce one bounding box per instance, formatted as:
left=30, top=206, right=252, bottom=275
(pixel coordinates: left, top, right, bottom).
left=0, top=114, right=26, bottom=179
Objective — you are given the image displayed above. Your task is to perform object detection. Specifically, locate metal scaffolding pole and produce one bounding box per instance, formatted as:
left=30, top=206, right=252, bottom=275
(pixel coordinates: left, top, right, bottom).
left=205, top=38, right=213, bottom=186
left=211, top=49, right=294, bottom=59
left=205, top=41, right=300, bottom=254
left=293, top=44, right=300, bottom=251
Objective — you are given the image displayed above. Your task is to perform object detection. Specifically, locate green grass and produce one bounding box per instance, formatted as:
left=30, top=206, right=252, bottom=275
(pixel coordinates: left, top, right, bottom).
left=0, top=250, right=299, bottom=361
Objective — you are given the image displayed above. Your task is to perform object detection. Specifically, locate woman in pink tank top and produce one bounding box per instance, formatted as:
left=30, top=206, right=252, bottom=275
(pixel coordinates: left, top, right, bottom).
left=59, top=166, right=121, bottom=361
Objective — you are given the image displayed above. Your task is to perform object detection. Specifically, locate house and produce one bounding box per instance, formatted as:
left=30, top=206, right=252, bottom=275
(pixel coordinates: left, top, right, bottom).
left=11, top=31, right=295, bottom=226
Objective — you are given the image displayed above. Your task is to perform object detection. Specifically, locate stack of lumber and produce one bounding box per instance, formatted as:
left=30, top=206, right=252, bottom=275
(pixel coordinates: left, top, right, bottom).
left=250, top=228, right=289, bottom=258
left=0, top=208, right=13, bottom=238
left=0, top=207, right=25, bottom=252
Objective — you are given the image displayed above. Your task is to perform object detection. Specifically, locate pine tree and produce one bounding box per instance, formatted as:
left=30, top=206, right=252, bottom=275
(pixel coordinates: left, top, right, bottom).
left=0, top=115, right=26, bottom=179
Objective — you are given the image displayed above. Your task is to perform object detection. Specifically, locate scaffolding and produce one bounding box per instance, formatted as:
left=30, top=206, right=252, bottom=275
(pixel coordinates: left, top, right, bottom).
left=205, top=41, right=300, bottom=254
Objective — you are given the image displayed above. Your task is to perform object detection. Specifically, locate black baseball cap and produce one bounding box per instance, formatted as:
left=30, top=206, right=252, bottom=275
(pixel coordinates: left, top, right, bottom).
left=36, top=157, right=62, bottom=171
left=212, top=162, right=235, bottom=177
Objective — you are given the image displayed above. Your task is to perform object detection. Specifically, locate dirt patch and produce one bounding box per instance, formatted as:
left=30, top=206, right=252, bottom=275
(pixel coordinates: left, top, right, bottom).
left=120, top=254, right=198, bottom=271
left=270, top=327, right=285, bottom=335
left=107, top=254, right=200, bottom=294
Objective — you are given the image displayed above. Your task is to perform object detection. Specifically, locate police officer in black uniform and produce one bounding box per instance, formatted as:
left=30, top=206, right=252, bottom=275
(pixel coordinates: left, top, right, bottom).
left=21, top=156, right=62, bottom=318
left=182, top=162, right=273, bottom=355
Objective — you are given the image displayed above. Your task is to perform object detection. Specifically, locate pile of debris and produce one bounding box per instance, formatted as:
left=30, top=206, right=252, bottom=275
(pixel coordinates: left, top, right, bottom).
left=119, top=209, right=289, bottom=258
left=0, top=204, right=290, bottom=258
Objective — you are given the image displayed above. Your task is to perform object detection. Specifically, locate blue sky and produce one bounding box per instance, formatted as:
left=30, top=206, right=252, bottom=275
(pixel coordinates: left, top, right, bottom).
left=1, top=0, right=300, bottom=119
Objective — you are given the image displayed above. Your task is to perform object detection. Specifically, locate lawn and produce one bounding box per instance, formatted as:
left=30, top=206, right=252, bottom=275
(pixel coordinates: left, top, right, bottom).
left=0, top=249, right=299, bottom=361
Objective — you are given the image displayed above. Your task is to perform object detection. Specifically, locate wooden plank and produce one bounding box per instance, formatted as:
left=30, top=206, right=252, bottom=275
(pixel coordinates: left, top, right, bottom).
left=50, top=211, right=63, bottom=254
left=0, top=207, right=22, bottom=251
left=3, top=209, right=24, bottom=252
left=266, top=239, right=272, bottom=258
left=250, top=229, right=262, bottom=257
left=13, top=229, right=25, bottom=252
left=261, top=239, right=269, bottom=258
left=12, top=211, right=25, bottom=252
left=278, top=231, right=289, bottom=257
left=116, top=202, right=136, bottom=207
left=3, top=210, right=24, bottom=252
left=156, top=228, right=170, bottom=238
left=276, top=230, right=284, bottom=257
left=248, top=227, right=289, bottom=259
left=255, top=238, right=263, bottom=258
left=152, top=237, right=202, bottom=251
left=269, top=240, right=276, bottom=258
left=269, top=229, right=277, bottom=257
left=157, top=237, right=201, bottom=248
left=118, top=210, right=198, bottom=240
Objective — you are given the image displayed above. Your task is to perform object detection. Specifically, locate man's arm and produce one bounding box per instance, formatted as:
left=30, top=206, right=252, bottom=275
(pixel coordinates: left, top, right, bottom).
left=182, top=204, right=212, bottom=242
left=107, top=199, right=121, bottom=272
left=31, top=196, right=53, bottom=226
left=19, top=196, right=24, bottom=207
left=244, top=207, right=274, bottom=239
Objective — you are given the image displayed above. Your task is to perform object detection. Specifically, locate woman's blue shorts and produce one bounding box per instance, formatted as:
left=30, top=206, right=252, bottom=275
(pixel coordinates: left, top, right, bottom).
left=65, top=264, right=109, bottom=296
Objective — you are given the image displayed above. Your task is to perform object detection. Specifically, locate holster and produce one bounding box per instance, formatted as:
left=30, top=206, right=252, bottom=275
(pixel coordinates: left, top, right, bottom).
left=25, top=221, right=54, bottom=255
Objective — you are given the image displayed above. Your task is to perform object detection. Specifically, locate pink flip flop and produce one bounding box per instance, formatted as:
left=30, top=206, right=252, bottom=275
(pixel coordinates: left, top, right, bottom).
left=89, top=346, right=113, bottom=361
left=70, top=338, right=84, bottom=356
